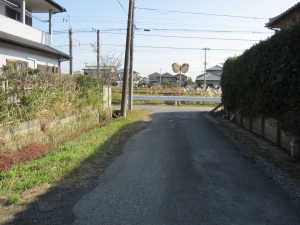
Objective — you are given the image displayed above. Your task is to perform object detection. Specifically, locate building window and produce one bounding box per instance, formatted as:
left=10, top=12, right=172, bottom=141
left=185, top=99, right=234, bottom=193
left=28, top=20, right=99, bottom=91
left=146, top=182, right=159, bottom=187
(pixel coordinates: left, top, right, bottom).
left=5, top=7, right=32, bottom=26
left=37, top=64, right=60, bottom=74
left=6, top=59, right=28, bottom=71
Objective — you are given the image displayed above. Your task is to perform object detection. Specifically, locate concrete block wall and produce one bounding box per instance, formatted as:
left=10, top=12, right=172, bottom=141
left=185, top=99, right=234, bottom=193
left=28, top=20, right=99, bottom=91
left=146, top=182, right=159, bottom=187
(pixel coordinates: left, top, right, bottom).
left=232, top=112, right=299, bottom=156
left=0, top=107, right=111, bottom=152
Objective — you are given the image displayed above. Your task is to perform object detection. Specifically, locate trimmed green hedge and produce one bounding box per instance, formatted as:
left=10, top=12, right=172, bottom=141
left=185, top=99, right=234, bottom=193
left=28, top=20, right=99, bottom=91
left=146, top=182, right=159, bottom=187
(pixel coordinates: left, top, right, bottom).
left=221, top=16, right=300, bottom=138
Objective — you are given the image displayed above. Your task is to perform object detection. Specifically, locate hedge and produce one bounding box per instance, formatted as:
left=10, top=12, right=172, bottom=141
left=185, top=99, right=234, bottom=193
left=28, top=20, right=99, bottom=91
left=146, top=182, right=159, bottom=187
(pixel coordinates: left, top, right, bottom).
left=221, top=16, right=300, bottom=138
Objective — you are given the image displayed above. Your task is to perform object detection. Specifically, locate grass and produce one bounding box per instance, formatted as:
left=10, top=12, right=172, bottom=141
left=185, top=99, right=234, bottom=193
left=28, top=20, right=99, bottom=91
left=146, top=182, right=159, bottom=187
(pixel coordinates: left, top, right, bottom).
left=0, top=109, right=148, bottom=204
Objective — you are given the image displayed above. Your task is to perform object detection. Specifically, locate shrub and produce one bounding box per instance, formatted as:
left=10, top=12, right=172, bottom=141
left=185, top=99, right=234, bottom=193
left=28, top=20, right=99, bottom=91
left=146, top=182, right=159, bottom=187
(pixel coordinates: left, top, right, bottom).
left=221, top=16, right=300, bottom=138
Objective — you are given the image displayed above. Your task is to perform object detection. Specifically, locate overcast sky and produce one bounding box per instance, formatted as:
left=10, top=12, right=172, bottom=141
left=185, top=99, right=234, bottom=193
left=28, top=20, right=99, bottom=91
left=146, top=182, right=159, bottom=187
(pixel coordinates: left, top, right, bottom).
left=34, top=0, right=299, bottom=80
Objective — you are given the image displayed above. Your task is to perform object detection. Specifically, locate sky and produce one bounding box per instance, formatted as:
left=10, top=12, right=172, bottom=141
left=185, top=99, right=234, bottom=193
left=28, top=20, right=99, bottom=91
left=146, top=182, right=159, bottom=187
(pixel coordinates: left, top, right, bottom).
left=33, top=0, right=299, bottom=81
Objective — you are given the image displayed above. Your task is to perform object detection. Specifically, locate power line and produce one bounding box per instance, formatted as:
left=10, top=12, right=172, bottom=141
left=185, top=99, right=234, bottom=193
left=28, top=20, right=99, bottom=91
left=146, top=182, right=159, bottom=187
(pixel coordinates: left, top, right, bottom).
left=136, top=28, right=272, bottom=34
left=135, top=33, right=261, bottom=42
left=116, top=0, right=128, bottom=15
left=101, top=44, right=245, bottom=51
left=136, top=7, right=268, bottom=20
left=53, top=43, right=245, bottom=51
left=53, top=29, right=126, bottom=34
left=52, top=31, right=266, bottom=44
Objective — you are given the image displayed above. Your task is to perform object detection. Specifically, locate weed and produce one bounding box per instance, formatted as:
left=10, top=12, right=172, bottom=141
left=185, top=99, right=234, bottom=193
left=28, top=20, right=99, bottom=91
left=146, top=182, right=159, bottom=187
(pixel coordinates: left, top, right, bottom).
left=0, top=109, right=147, bottom=202
left=7, top=194, right=20, bottom=205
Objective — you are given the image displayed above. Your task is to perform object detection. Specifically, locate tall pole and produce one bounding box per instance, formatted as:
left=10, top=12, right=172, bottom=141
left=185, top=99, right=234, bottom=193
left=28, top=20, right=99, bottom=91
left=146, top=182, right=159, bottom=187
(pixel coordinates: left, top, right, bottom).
left=129, top=1, right=135, bottom=111
left=203, top=48, right=209, bottom=87
left=49, top=10, right=53, bottom=45
left=97, top=30, right=100, bottom=80
left=121, top=0, right=134, bottom=117
left=69, top=28, right=73, bottom=75
left=160, top=68, right=161, bottom=85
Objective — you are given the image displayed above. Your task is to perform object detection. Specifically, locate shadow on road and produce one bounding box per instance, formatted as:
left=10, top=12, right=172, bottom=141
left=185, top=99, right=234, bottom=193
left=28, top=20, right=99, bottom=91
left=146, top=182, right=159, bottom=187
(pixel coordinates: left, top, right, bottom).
left=4, top=119, right=148, bottom=225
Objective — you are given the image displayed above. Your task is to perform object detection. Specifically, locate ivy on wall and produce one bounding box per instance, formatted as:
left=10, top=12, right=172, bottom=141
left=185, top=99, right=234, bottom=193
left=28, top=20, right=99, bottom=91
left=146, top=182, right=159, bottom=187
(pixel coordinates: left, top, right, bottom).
left=221, top=16, right=300, bottom=138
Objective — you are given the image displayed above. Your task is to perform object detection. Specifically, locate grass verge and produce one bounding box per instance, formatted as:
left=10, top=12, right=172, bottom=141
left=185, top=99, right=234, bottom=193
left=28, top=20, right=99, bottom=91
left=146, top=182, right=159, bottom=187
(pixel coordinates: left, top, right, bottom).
left=0, top=109, right=148, bottom=204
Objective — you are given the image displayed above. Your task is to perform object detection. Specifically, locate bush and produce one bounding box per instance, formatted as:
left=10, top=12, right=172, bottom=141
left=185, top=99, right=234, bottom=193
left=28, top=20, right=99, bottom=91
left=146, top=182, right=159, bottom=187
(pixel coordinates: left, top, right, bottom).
left=221, top=16, right=300, bottom=138
left=0, top=68, right=103, bottom=124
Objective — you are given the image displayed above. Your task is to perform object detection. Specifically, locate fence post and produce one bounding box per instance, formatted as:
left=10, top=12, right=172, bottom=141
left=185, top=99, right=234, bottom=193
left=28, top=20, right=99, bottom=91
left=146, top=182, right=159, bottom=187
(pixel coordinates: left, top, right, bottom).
left=261, top=116, right=264, bottom=138
left=240, top=114, right=243, bottom=127
left=276, top=121, right=281, bottom=146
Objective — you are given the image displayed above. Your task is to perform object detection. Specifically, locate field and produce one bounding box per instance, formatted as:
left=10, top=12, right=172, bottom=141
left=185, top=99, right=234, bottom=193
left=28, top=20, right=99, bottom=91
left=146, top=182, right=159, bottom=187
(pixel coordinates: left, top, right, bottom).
left=112, top=86, right=222, bottom=106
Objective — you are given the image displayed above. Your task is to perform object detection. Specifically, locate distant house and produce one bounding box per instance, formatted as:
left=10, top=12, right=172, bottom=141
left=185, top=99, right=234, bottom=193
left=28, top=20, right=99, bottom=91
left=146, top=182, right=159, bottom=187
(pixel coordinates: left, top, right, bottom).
left=196, top=65, right=223, bottom=88
left=0, top=0, right=69, bottom=73
left=148, top=72, right=161, bottom=84
left=174, top=73, right=187, bottom=86
left=116, top=69, right=139, bottom=82
left=148, top=72, right=179, bottom=85
left=83, top=66, right=139, bottom=86
left=265, top=2, right=300, bottom=29
left=73, top=70, right=83, bottom=75
left=83, top=66, right=116, bottom=77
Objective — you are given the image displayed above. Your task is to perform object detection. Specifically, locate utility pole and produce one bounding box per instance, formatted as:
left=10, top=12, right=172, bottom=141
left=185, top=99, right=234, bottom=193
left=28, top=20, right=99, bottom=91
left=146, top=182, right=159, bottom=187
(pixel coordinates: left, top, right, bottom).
left=128, top=0, right=135, bottom=111
left=160, top=68, right=161, bottom=85
left=121, top=0, right=134, bottom=117
left=69, top=28, right=73, bottom=75
left=203, top=48, right=210, bottom=87
left=97, top=29, right=100, bottom=80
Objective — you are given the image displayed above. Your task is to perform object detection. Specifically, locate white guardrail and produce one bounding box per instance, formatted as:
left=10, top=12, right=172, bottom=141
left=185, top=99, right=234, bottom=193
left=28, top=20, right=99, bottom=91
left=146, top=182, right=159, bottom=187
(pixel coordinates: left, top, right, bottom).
left=132, top=96, right=221, bottom=104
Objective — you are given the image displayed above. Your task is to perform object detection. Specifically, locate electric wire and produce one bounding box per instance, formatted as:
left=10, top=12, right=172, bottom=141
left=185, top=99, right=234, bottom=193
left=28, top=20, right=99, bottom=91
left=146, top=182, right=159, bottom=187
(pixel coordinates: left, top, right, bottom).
left=116, top=0, right=128, bottom=15
left=135, top=7, right=269, bottom=20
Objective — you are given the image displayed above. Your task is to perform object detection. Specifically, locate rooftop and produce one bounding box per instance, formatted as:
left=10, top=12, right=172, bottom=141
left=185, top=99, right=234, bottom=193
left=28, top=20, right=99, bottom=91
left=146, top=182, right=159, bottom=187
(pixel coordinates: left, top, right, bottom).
left=206, top=65, right=223, bottom=71
left=196, top=73, right=221, bottom=81
left=6, top=0, right=66, bottom=13
left=0, top=31, right=69, bottom=60
left=265, top=2, right=300, bottom=28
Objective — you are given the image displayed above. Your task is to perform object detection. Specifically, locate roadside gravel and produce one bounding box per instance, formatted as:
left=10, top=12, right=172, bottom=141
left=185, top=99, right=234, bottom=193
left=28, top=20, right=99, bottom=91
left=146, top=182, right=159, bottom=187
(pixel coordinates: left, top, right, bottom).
left=204, top=113, right=300, bottom=216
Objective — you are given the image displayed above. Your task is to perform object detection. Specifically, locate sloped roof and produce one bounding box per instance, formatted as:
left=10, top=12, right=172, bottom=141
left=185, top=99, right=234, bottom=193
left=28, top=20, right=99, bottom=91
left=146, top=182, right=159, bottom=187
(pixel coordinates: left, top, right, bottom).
left=148, top=72, right=160, bottom=77
left=174, top=73, right=187, bottom=78
left=206, top=65, right=223, bottom=71
left=265, top=2, right=300, bottom=28
left=0, top=31, right=69, bottom=60
left=196, top=73, right=221, bottom=81
left=7, top=0, right=66, bottom=13
left=161, top=72, right=174, bottom=77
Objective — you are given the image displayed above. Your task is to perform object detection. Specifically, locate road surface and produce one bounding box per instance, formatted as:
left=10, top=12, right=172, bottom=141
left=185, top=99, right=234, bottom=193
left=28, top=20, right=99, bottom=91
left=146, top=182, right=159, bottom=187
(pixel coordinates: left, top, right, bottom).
left=72, top=106, right=300, bottom=225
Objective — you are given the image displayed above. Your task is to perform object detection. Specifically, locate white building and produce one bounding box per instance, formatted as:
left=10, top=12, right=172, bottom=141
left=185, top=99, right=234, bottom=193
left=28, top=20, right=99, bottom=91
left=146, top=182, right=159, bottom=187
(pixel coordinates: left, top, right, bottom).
left=0, top=0, right=69, bottom=73
left=196, top=65, right=223, bottom=88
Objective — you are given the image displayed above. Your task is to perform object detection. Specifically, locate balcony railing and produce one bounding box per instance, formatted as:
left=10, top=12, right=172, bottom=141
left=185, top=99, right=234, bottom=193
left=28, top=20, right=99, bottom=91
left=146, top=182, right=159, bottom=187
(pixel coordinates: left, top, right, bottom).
left=0, top=14, right=51, bottom=46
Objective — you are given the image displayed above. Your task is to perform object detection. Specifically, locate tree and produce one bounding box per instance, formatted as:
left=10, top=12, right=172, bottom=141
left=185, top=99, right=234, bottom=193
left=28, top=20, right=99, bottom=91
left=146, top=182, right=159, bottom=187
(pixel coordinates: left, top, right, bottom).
left=161, top=78, right=170, bottom=87
left=100, top=52, right=123, bottom=85
left=184, top=76, right=194, bottom=87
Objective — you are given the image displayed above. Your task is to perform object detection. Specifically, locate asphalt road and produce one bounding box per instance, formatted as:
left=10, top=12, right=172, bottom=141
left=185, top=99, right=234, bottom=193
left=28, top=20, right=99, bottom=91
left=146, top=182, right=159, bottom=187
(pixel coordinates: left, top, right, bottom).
left=72, top=106, right=300, bottom=225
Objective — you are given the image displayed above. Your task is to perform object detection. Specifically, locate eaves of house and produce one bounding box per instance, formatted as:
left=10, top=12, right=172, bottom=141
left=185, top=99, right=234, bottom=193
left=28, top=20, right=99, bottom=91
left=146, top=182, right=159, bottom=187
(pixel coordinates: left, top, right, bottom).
left=206, top=65, right=223, bottom=71
left=0, top=31, right=69, bottom=61
left=196, top=73, right=221, bottom=81
left=265, top=2, right=300, bottom=29
left=161, top=73, right=174, bottom=77
left=3, top=0, right=66, bottom=13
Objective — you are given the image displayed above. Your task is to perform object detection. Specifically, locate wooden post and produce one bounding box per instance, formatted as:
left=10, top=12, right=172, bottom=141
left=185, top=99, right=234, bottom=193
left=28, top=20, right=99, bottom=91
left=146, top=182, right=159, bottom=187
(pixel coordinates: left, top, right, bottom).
left=240, top=114, right=243, bottom=127
left=261, top=116, right=265, bottom=138
left=69, top=28, right=73, bottom=75
left=121, top=0, right=134, bottom=117
left=276, top=121, right=281, bottom=146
